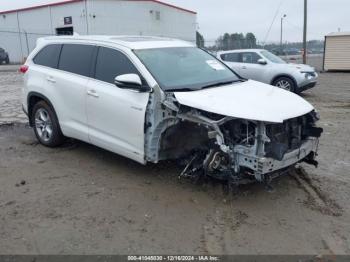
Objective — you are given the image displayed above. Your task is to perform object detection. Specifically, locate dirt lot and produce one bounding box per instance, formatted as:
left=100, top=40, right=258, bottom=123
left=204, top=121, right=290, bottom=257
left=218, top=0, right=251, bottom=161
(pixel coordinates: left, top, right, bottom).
left=0, top=67, right=349, bottom=255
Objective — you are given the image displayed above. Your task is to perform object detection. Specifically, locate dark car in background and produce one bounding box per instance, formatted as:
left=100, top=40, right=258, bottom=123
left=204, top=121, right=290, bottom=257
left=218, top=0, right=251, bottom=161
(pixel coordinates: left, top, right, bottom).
left=0, top=48, right=10, bottom=64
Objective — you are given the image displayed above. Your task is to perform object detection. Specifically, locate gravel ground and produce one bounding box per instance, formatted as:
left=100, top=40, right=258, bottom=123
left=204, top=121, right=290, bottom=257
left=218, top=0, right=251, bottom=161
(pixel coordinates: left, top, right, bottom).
left=0, top=68, right=349, bottom=255
left=0, top=70, right=27, bottom=124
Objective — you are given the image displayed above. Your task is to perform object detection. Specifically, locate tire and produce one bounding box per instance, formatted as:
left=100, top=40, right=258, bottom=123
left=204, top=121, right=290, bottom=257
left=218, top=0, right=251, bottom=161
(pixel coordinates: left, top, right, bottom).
left=32, top=100, right=65, bottom=147
left=5, top=57, right=9, bottom=64
left=272, top=77, right=295, bottom=92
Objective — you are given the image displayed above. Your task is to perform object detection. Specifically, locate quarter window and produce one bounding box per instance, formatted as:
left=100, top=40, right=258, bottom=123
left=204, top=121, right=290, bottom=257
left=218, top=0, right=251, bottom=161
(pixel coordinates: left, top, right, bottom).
left=58, top=44, right=95, bottom=77
left=94, top=47, right=139, bottom=84
left=33, top=44, right=62, bottom=68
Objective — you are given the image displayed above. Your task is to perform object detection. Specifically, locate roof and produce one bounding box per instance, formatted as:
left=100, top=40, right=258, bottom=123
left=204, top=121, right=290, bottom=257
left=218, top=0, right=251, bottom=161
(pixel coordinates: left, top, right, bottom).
left=38, top=35, right=195, bottom=49
left=326, top=32, right=350, bottom=37
left=0, top=0, right=196, bottom=15
left=217, top=49, right=264, bottom=55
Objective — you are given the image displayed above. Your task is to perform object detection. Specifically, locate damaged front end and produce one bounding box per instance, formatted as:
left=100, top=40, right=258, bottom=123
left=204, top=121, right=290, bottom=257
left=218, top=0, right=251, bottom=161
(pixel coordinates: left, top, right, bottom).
left=144, top=91, right=323, bottom=185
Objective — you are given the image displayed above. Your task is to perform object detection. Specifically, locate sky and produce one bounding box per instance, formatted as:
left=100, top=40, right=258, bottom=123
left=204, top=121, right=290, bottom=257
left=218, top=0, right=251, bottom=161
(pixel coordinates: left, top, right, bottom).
left=0, top=0, right=348, bottom=44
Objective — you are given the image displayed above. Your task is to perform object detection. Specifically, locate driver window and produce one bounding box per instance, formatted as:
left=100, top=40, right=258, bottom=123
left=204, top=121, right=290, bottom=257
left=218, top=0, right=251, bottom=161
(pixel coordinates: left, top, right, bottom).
left=94, top=47, right=141, bottom=84
left=241, top=52, right=261, bottom=64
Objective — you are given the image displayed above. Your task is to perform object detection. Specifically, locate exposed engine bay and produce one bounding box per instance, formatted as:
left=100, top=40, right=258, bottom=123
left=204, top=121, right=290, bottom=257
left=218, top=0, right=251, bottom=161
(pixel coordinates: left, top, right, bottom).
left=144, top=91, right=323, bottom=186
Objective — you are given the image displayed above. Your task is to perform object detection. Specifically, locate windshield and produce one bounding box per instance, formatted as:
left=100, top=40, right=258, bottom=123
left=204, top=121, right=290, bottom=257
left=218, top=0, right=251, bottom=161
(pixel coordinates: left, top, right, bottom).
left=260, top=50, right=286, bottom=64
left=134, top=47, right=239, bottom=91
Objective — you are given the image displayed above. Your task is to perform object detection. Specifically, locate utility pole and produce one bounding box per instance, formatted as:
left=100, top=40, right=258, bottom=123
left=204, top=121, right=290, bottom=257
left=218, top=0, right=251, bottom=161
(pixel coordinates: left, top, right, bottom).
left=16, top=12, right=24, bottom=62
left=24, top=31, right=30, bottom=56
left=280, top=14, right=287, bottom=55
left=84, top=0, right=89, bottom=35
left=303, top=0, right=307, bottom=64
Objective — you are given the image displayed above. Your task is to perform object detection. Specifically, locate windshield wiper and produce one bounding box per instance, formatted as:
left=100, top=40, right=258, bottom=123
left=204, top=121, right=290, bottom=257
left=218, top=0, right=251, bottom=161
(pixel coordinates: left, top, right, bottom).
left=166, top=87, right=196, bottom=92
left=165, top=80, right=241, bottom=92
left=200, top=80, right=240, bottom=90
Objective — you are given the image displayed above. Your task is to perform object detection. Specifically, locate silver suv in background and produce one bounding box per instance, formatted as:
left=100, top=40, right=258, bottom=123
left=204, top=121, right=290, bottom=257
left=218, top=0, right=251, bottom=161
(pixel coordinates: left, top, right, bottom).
left=217, top=49, right=318, bottom=93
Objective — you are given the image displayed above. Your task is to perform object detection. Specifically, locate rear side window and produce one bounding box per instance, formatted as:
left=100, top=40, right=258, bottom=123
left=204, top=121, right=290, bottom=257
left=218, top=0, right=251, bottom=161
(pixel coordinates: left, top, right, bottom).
left=58, top=44, right=95, bottom=77
left=94, top=47, right=139, bottom=84
left=221, top=53, right=240, bottom=63
left=33, top=44, right=62, bottom=68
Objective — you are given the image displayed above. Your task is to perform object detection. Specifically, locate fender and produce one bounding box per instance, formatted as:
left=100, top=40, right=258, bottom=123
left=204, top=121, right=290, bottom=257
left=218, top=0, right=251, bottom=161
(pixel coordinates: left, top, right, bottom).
left=27, top=92, right=57, bottom=127
left=270, top=74, right=298, bottom=87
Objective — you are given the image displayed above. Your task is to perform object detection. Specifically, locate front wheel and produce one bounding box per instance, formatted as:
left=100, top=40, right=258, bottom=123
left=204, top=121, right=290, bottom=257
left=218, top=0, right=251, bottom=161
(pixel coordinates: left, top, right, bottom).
left=32, top=100, right=65, bottom=147
left=5, top=57, right=9, bottom=64
left=273, top=77, right=295, bottom=92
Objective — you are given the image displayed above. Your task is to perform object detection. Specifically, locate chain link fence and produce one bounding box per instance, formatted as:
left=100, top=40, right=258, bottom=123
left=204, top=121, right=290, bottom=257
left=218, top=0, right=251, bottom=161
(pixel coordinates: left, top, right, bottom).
left=281, top=54, right=324, bottom=72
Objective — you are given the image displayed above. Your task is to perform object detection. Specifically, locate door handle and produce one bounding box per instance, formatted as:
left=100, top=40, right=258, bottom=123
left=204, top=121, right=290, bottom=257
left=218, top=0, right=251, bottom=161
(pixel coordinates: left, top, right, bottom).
left=87, top=89, right=99, bottom=98
left=46, top=76, right=56, bottom=83
left=242, top=66, right=247, bottom=69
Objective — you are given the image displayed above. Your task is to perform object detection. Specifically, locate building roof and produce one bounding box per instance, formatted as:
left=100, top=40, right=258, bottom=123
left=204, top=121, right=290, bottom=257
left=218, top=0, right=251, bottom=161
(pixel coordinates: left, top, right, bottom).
left=0, top=0, right=196, bottom=15
left=38, top=35, right=195, bottom=49
left=326, top=32, right=350, bottom=37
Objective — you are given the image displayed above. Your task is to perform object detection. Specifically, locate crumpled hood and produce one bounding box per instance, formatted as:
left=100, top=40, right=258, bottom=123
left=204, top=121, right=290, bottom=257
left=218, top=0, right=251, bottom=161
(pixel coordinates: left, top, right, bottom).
left=174, top=80, right=314, bottom=123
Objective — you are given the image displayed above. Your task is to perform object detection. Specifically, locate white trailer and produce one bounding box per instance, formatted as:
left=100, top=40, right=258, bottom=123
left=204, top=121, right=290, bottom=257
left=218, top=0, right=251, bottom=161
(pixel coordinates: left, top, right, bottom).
left=324, top=32, right=350, bottom=71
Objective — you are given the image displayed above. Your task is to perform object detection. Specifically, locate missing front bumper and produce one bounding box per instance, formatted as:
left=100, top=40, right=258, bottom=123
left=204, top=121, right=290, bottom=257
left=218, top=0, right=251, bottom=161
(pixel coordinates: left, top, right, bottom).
left=234, top=138, right=319, bottom=181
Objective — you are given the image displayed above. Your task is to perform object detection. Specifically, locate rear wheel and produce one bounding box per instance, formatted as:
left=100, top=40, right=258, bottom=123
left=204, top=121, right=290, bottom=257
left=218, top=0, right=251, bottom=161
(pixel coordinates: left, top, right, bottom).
left=32, top=100, right=65, bottom=147
left=273, top=77, right=295, bottom=92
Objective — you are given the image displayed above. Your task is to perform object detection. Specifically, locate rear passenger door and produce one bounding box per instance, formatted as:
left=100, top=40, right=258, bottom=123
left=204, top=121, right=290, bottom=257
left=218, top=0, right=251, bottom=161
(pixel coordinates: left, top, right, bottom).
left=31, top=43, right=95, bottom=142
left=239, top=52, right=265, bottom=82
left=219, top=52, right=242, bottom=74
left=86, top=46, right=150, bottom=163
left=54, top=44, right=95, bottom=142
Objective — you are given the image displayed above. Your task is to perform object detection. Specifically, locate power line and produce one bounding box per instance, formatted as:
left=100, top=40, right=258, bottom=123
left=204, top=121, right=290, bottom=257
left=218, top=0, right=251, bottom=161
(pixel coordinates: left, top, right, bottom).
left=263, top=0, right=286, bottom=45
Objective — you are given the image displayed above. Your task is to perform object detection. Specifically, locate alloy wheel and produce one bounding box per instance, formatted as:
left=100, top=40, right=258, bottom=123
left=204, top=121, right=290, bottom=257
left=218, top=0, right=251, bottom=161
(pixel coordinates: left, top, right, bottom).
left=276, top=80, right=292, bottom=91
left=35, top=108, right=53, bottom=142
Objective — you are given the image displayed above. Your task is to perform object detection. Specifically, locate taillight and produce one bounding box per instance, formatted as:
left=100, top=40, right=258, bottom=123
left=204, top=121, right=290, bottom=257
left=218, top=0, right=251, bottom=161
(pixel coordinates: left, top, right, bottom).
left=19, top=65, right=29, bottom=74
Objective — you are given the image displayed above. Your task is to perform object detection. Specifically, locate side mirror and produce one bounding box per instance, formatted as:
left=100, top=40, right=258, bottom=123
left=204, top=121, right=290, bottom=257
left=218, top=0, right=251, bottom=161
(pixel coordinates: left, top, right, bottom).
left=258, top=59, right=267, bottom=65
left=114, top=74, right=143, bottom=91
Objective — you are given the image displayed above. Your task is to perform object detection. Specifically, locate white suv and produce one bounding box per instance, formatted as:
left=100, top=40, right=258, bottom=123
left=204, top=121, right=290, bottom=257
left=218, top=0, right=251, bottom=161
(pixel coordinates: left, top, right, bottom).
left=21, top=36, right=322, bottom=185
left=217, top=49, right=318, bottom=93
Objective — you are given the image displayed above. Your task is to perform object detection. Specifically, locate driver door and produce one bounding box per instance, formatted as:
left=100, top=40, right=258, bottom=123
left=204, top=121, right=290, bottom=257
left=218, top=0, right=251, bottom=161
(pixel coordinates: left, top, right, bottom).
left=239, top=52, right=266, bottom=82
left=86, top=46, right=150, bottom=163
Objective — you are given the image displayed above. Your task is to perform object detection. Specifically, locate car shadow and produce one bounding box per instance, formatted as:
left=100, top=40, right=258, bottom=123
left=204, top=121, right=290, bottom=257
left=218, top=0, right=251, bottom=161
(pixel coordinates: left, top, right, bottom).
left=61, top=138, right=300, bottom=199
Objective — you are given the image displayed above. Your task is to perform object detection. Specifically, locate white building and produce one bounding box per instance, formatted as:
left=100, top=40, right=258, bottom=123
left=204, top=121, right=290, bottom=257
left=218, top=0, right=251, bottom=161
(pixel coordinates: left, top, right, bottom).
left=0, top=0, right=197, bottom=62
